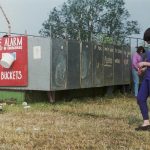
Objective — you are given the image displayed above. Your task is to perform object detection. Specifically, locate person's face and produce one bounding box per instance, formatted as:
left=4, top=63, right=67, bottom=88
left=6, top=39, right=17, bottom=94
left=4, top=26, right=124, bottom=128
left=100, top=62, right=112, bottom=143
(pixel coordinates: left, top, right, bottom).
left=147, top=41, right=150, bottom=44
left=140, top=49, right=144, bottom=54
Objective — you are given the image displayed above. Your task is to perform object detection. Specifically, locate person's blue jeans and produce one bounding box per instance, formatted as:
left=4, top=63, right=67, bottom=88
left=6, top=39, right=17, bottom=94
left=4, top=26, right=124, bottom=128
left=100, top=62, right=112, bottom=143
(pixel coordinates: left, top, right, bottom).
left=137, top=79, right=150, bottom=120
left=132, top=68, right=139, bottom=97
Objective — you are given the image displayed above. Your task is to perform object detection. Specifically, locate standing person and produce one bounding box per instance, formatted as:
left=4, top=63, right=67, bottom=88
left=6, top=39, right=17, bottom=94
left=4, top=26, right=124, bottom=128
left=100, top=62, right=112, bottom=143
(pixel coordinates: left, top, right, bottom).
left=131, top=46, right=145, bottom=97
left=135, top=28, right=150, bottom=131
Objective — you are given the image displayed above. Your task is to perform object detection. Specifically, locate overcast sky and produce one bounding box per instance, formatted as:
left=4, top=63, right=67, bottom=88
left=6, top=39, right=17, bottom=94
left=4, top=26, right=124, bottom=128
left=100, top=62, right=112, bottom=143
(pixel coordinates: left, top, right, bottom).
left=0, top=0, right=150, bottom=39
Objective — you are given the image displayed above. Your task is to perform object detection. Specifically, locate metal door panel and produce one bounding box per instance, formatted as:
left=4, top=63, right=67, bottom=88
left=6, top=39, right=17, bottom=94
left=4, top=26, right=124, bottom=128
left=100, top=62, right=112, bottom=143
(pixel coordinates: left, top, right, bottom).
left=51, top=38, right=67, bottom=90
left=67, top=40, right=80, bottom=89
left=103, top=44, right=114, bottom=86
left=123, top=45, right=131, bottom=84
left=93, top=44, right=104, bottom=87
left=114, top=45, right=123, bottom=85
left=81, top=42, right=92, bottom=88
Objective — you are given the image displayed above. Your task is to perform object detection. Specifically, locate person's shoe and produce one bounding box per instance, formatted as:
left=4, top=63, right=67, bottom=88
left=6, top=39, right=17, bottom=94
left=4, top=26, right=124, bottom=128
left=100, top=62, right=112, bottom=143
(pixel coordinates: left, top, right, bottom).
left=135, top=125, right=150, bottom=131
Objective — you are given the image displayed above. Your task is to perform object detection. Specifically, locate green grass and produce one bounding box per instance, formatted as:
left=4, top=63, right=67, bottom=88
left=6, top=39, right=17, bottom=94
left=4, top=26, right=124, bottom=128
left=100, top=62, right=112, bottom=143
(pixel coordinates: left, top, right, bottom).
left=0, top=95, right=150, bottom=149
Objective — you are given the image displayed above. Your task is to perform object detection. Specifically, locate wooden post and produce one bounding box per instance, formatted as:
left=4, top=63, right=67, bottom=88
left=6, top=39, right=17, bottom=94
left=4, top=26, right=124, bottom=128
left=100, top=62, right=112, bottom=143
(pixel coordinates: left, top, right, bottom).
left=47, top=91, right=55, bottom=103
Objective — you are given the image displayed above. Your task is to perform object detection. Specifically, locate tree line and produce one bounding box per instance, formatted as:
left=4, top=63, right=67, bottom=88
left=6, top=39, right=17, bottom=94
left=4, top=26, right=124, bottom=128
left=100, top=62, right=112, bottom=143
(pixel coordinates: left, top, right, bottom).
left=39, top=0, right=140, bottom=44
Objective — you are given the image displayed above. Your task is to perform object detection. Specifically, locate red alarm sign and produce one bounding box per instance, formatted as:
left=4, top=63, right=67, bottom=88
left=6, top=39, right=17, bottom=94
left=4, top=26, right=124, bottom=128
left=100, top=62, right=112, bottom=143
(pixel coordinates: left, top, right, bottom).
left=0, top=36, right=28, bottom=86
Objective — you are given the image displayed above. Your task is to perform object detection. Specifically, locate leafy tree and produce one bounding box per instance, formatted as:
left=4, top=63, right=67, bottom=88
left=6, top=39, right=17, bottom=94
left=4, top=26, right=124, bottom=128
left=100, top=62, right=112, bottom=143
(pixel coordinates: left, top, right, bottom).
left=101, top=0, right=139, bottom=43
left=39, top=0, right=140, bottom=43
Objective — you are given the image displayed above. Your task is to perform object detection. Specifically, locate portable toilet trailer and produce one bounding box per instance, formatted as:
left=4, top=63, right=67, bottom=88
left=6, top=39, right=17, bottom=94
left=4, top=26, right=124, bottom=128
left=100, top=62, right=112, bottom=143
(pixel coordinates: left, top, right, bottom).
left=0, top=35, right=131, bottom=102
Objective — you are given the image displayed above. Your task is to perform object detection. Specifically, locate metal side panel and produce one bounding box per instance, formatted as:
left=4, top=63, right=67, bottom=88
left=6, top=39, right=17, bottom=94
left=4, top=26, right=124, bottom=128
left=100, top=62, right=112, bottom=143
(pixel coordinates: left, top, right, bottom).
left=51, top=38, right=67, bottom=91
left=103, top=44, right=114, bottom=86
left=93, top=44, right=104, bottom=87
left=123, top=45, right=131, bottom=84
left=27, top=37, right=51, bottom=91
left=114, top=45, right=123, bottom=85
left=67, top=40, right=80, bottom=89
left=80, top=42, right=92, bottom=88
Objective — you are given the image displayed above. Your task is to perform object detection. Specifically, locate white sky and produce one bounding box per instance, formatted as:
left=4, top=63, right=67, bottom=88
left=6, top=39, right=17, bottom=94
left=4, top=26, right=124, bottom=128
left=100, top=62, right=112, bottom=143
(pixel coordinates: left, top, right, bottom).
left=0, top=0, right=66, bottom=35
left=0, top=0, right=149, bottom=39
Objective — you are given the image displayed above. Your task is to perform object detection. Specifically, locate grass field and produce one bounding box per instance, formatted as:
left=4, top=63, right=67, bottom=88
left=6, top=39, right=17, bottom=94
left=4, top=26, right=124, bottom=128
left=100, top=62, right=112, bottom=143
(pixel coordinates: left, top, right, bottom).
left=0, top=95, right=150, bottom=150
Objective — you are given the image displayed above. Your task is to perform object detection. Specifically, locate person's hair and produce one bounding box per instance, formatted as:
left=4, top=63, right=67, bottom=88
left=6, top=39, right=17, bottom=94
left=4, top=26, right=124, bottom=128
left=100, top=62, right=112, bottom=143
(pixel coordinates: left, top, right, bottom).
left=136, top=46, right=145, bottom=53
left=143, top=28, right=150, bottom=42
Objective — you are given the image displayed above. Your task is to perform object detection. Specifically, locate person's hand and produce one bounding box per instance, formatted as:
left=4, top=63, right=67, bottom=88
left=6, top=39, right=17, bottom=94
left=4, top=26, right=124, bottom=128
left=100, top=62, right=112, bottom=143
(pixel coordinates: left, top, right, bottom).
left=138, top=62, right=150, bottom=67
left=138, top=62, right=146, bottom=68
left=137, top=67, right=142, bottom=75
